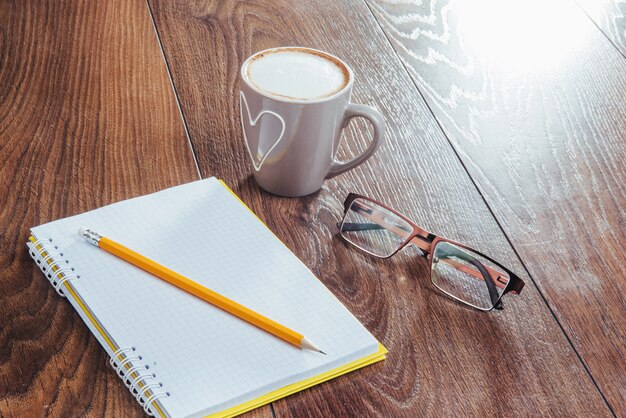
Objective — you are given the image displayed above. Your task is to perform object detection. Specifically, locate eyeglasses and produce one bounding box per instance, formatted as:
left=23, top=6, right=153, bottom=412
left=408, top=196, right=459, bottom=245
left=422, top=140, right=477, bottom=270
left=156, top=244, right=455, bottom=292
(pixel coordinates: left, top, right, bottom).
left=338, top=193, right=525, bottom=311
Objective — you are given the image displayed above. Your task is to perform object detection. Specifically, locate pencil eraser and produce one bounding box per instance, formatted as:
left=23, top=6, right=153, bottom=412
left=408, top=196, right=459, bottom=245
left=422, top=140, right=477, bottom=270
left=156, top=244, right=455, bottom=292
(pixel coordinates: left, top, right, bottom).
left=78, top=227, right=87, bottom=238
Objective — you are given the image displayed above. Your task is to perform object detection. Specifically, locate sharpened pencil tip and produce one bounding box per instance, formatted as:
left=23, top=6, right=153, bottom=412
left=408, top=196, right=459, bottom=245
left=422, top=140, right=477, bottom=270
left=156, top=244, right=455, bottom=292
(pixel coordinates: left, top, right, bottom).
left=301, top=336, right=325, bottom=354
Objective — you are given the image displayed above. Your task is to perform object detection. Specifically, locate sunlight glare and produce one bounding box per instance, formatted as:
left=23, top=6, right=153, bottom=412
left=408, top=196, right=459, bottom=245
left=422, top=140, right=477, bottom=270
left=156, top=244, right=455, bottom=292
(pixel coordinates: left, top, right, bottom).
left=456, top=0, right=587, bottom=73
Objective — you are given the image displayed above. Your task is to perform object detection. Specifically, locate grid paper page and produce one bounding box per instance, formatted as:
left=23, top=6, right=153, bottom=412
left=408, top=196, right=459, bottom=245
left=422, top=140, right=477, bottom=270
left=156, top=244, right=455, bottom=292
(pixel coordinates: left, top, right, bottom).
left=31, top=178, right=379, bottom=418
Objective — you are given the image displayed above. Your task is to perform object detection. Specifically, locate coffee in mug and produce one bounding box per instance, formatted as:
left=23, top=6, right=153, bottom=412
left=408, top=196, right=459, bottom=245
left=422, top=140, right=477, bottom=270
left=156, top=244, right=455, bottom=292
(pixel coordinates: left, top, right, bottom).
left=245, top=48, right=349, bottom=101
left=239, top=47, right=385, bottom=197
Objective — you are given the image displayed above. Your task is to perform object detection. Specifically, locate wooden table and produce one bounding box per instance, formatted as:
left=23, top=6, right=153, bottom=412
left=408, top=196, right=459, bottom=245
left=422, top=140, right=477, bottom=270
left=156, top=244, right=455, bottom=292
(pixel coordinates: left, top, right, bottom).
left=1, top=0, right=624, bottom=416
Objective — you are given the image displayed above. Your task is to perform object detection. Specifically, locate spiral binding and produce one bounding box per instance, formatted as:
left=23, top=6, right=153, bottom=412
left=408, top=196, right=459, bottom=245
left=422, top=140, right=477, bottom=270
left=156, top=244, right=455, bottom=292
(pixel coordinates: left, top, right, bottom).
left=110, top=346, right=169, bottom=416
left=28, top=238, right=79, bottom=296
left=28, top=240, right=170, bottom=415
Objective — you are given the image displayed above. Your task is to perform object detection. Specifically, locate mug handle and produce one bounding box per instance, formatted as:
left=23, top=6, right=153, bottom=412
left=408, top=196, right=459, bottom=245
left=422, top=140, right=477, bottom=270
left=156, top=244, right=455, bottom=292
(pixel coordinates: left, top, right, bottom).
left=326, top=103, right=385, bottom=179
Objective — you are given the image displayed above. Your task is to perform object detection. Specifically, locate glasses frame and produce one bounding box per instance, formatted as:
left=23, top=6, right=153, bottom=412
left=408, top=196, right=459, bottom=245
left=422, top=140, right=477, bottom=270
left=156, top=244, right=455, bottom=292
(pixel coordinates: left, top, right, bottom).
left=339, top=193, right=525, bottom=311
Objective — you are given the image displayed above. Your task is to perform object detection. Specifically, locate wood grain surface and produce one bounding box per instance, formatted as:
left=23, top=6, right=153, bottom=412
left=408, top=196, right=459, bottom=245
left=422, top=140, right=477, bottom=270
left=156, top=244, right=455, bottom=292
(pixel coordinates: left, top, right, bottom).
left=147, top=0, right=615, bottom=416
left=576, top=0, right=626, bottom=55
left=0, top=0, right=202, bottom=416
left=367, top=0, right=626, bottom=413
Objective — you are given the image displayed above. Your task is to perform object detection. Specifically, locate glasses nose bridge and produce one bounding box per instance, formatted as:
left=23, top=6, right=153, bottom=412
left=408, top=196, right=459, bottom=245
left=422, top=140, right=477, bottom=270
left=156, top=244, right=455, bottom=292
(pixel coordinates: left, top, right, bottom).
left=408, top=234, right=434, bottom=256
left=405, top=220, right=435, bottom=253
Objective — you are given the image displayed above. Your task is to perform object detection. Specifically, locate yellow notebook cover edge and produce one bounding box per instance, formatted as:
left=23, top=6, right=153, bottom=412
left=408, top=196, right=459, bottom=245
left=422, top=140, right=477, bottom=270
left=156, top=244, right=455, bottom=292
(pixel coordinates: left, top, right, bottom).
left=210, top=343, right=387, bottom=418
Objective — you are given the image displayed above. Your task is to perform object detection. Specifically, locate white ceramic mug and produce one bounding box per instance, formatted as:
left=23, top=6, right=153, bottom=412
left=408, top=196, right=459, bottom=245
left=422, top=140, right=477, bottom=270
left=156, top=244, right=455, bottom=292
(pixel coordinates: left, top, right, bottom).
left=239, top=47, right=385, bottom=197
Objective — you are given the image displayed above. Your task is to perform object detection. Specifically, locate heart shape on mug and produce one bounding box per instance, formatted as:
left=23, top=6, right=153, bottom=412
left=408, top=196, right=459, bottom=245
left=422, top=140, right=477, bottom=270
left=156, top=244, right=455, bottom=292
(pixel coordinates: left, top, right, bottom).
left=239, top=91, right=286, bottom=171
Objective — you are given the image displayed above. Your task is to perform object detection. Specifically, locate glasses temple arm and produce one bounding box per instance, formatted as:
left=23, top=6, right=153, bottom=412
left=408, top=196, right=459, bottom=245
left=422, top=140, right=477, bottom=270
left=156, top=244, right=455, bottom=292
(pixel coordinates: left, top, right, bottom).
left=440, top=258, right=509, bottom=291
left=438, top=247, right=503, bottom=309
left=340, top=222, right=387, bottom=232
left=471, top=258, right=503, bottom=309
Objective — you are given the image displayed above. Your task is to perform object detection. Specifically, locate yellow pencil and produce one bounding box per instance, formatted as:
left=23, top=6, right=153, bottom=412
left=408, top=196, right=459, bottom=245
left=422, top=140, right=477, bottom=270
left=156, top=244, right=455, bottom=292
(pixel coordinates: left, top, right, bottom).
left=78, top=227, right=325, bottom=354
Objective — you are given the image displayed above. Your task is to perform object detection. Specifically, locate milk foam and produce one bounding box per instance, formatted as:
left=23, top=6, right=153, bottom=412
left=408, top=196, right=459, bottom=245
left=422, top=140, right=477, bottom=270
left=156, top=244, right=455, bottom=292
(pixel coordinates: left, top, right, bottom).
left=246, top=49, right=348, bottom=101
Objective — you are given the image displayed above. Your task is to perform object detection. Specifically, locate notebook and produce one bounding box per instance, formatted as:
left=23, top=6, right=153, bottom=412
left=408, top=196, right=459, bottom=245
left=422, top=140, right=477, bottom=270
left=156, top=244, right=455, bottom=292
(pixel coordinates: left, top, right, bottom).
left=27, top=177, right=386, bottom=417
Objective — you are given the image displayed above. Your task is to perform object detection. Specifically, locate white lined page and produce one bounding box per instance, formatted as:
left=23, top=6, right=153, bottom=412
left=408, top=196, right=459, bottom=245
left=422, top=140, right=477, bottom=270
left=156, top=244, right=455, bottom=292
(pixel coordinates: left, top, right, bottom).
left=31, top=178, right=378, bottom=418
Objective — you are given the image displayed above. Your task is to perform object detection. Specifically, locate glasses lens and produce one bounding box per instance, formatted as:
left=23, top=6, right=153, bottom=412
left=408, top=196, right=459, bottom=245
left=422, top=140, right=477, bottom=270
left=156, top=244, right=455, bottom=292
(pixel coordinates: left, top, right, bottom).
left=340, top=198, right=413, bottom=257
left=431, top=241, right=510, bottom=310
